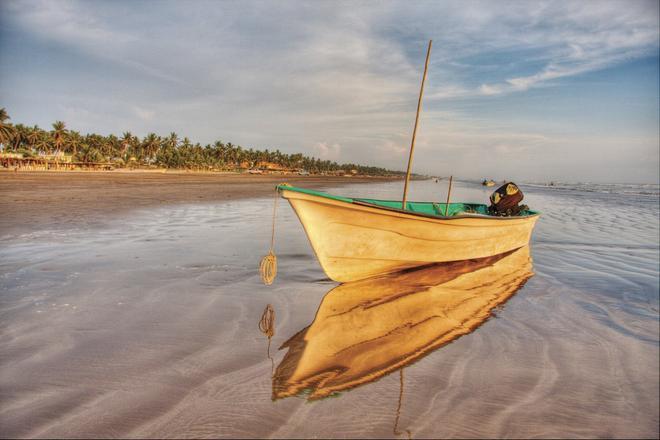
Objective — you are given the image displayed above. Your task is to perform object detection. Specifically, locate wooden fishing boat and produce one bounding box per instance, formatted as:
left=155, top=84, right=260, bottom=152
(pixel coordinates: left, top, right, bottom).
left=258, top=40, right=540, bottom=285
left=272, top=246, right=534, bottom=400
left=278, top=183, right=539, bottom=282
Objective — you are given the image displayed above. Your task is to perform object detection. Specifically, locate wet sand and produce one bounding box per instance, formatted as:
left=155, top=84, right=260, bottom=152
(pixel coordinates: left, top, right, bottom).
left=0, top=171, right=394, bottom=237
left=0, top=179, right=658, bottom=438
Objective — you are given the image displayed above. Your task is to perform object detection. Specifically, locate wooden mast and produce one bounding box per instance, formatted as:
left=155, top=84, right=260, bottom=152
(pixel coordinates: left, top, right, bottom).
left=444, top=175, right=453, bottom=216
left=402, top=39, right=432, bottom=210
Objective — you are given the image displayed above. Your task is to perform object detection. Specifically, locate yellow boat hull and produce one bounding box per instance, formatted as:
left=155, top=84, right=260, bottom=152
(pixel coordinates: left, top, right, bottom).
left=281, top=188, right=539, bottom=282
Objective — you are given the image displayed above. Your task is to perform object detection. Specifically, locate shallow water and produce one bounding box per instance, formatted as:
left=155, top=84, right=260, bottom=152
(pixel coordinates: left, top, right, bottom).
left=0, top=180, right=658, bottom=438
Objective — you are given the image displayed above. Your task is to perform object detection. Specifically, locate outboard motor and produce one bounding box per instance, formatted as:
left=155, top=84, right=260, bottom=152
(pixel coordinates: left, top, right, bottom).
left=488, top=182, right=528, bottom=216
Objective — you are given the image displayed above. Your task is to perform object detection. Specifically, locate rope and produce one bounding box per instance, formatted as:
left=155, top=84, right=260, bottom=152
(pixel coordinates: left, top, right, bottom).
left=393, top=368, right=412, bottom=439
left=260, top=189, right=279, bottom=285
left=258, top=304, right=275, bottom=338
left=259, top=304, right=276, bottom=375
left=269, top=188, right=279, bottom=252
left=259, top=252, right=277, bottom=285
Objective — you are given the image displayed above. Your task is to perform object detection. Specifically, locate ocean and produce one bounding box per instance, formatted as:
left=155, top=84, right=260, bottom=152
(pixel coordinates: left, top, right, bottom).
left=1, top=179, right=658, bottom=438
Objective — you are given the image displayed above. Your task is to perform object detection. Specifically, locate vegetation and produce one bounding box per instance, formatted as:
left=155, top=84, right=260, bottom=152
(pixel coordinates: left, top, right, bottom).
left=0, top=108, right=402, bottom=176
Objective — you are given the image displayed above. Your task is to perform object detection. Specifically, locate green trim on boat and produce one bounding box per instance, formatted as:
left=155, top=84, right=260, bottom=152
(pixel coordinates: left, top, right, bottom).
left=276, top=184, right=539, bottom=218
left=276, top=184, right=354, bottom=203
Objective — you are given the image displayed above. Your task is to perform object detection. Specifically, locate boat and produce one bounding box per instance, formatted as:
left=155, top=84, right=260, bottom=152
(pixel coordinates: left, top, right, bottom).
left=262, top=40, right=539, bottom=284
left=278, top=183, right=539, bottom=282
left=272, top=246, right=534, bottom=400
left=482, top=179, right=496, bottom=187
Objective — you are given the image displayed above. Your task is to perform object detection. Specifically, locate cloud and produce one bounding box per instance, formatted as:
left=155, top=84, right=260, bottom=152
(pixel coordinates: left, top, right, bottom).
left=380, top=140, right=409, bottom=156
left=421, top=0, right=660, bottom=98
left=479, top=84, right=502, bottom=96
left=314, top=142, right=342, bottom=160
left=5, top=0, right=657, bottom=103
left=132, top=106, right=154, bottom=121
left=0, top=0, right=657, bottom=182
left=3, top=0, right=188, bottom=85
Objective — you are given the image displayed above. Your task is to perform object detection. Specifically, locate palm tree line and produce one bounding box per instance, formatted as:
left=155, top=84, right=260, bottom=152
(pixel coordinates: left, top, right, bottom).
left=0, top=108, right=402, bottom=176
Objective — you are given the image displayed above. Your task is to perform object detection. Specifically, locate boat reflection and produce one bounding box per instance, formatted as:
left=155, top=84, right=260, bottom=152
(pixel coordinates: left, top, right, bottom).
left=272, top=246, right=534, bottom=401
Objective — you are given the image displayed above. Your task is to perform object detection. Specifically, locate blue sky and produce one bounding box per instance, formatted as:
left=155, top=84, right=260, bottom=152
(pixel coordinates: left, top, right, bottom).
left=0, top=0, right=658, bottom=183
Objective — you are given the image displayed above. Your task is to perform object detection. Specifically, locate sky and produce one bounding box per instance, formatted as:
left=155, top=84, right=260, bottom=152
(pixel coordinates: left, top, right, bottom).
left=0, top=0, right=658, bottom=183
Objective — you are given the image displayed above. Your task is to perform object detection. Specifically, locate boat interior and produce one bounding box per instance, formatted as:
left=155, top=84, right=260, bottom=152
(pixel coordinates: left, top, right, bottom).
left=278, top=185, right=539, bottom=218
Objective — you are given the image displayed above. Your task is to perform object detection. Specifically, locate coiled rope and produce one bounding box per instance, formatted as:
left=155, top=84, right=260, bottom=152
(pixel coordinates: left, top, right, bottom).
left=259, top=188, right=279, bottom=285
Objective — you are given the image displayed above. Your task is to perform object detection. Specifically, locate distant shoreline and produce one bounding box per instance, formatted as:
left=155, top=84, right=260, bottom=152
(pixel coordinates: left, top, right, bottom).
left=0, top=171, right=399, bottom=237
left=0, top=167, right=403, bottom=177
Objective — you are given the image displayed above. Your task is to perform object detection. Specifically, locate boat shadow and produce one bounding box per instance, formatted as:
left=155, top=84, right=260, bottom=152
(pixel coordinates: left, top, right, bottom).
left=270, top=246, right=534, bottom=402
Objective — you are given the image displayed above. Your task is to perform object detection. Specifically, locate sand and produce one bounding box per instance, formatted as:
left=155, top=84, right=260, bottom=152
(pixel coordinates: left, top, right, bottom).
left=0, top=171, right=394, bottom=237
left=0, top=177, right=657, bottom=438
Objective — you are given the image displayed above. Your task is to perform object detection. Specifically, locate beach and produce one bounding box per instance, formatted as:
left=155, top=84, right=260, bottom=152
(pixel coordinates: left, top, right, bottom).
left=0, top=171, right=393, bottom=238
left=0, top=176, right=658, bottom=438
left=2, top=0, right=658, bottom=436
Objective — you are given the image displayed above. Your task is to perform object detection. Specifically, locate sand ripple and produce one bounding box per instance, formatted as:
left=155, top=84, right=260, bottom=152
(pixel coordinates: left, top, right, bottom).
left=0, top=180, right=657, bottom=438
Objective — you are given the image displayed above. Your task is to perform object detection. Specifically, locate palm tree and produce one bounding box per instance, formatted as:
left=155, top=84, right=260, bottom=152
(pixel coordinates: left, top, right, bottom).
left=11, top=124, right=28, bottom=151
left=120, top=131, right=132, bottom=154
left=167, top=132, right=178, bottom=150
left=0, top=108, right=16, bottom=150
left=51, top=121, right=67, bottom=154
left=77, top=143, right=102, bottom=163
left=26, top=125, right=40, bottom=151
left=68, top=130, right=81, bottom=157
left=142, top=133, right=160, bottom=163
left=35, top=131, right=51, bottom=154
left=105, top=134, right=119, bottom=159
left=0, top=107, right=399, bottom=174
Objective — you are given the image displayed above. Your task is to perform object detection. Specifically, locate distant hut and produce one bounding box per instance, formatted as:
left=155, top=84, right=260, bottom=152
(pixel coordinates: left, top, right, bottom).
left=256, top=161, right=290, bottom=174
